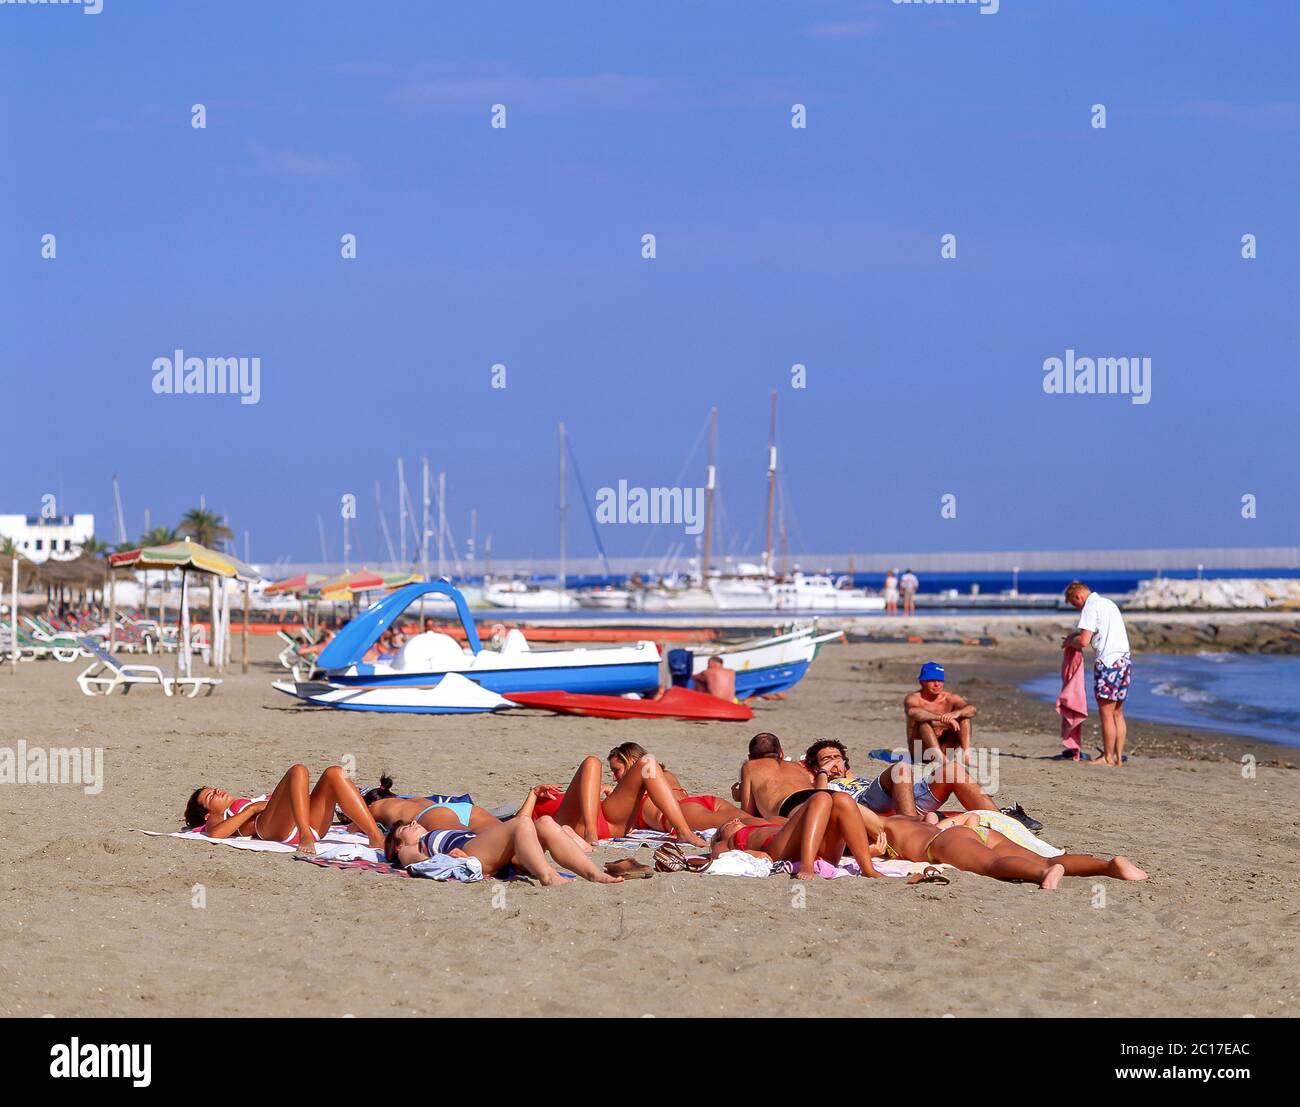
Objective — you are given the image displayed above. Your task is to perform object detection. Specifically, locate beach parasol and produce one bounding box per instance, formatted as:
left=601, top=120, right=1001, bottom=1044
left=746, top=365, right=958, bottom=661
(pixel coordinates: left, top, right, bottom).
left=109, top=539, right=261, bottom=677
left=264, top=572, right=327, bottom=598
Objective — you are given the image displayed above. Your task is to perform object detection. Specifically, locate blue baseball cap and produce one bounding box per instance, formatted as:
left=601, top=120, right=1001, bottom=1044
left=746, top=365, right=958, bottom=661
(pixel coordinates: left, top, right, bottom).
left=918, top=662, right=945, bottom=682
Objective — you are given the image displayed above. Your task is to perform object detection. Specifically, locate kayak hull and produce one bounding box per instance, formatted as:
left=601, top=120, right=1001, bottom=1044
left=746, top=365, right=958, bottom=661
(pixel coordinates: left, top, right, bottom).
left=504, top=686, right=754, bottom=721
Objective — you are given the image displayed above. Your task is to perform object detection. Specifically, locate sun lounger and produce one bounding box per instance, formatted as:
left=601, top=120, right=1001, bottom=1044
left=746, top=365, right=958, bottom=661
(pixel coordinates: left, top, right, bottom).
left=75, top=638, right=222, bottom=697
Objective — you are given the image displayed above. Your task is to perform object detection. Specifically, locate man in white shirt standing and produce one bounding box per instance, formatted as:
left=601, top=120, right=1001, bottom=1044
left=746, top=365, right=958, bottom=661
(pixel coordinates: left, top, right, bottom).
left=1062, top=581, right=1132, bottom=766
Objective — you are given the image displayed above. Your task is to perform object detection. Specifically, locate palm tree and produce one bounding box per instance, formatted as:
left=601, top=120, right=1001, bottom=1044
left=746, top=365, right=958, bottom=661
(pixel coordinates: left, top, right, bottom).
left=177, top=509, right=233, bottom=549
left=140, top=527, right=180, bottom=623
left=80, top=535, right=109, bottom=558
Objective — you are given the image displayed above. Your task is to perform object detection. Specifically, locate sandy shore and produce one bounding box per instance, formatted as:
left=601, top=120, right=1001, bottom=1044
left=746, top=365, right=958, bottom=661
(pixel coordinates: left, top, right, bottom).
left=1, top=636, right=1296, bottom=1018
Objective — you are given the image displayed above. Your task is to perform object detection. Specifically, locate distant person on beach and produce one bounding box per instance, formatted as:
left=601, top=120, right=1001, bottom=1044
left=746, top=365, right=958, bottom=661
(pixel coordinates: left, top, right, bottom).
left=1062, top=581, right=1131, bottom=766
left=883, top=570, right=899, bottom=615
left=904, top=661, right=978, bottom=763
left=900, top=569, right=919, bottom=615
left=694, top=655, right=737, bottom=701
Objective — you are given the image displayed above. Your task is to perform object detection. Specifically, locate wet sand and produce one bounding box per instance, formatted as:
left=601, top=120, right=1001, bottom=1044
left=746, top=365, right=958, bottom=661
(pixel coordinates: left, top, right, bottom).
left=1, top=636, right=1296, bottom=1018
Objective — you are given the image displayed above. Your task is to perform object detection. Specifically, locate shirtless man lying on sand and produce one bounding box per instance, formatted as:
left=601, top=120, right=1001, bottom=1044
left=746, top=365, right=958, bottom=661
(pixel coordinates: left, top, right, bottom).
left=735, top=732, right=823, bottom=819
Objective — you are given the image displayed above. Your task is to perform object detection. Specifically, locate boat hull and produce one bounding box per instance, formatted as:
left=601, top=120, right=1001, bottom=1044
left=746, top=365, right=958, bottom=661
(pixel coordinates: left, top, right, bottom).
left=504, top=686, right=753, bottom=721
left=329, top=659, right=662, bottom=697
left=272, top=673, right=512, bottom=714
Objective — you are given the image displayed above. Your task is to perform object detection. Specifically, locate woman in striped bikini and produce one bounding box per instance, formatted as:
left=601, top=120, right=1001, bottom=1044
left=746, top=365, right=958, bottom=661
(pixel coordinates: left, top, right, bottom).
left=384, top=801, right=624, bottom=885
left=184, top=763, right=384, bottom=854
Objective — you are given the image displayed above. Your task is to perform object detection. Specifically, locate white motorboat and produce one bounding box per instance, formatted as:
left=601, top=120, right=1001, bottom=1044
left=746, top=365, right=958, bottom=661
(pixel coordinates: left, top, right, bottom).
left=771, top=573, right=884, bottom=612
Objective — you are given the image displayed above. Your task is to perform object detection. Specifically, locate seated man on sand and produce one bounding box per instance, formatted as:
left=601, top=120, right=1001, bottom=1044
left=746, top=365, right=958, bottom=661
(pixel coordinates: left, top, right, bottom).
left=804, top=738, right=998, bottom=821
left=693, top=654, right=737, bottom=701
left=905, top=661, right=978, bottom=763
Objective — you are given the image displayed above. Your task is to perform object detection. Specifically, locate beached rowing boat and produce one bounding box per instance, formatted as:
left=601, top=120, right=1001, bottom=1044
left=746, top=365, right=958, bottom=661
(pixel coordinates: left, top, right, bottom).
left=682, top=624, right=845, bottom=698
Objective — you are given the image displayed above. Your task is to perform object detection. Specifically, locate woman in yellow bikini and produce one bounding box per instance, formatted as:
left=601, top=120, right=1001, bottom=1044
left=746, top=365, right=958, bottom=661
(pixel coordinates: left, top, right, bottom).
left=879, top=814, right=1148, bottom=889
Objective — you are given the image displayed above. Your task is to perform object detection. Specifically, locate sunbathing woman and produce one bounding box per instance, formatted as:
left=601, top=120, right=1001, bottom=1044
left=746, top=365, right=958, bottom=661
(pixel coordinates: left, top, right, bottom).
left=362, top=775, right=502, bottom=833
left=878, top=815, right=1148, bottom=889
left=709, top=789, right=889, bottom=879
left=607, top=743, right=769, bottom=835
left=184, top=763, right=384, bottom=854
left=530, top=752, right=709, bottom=848
left=385, top=803, right=624, bottom=885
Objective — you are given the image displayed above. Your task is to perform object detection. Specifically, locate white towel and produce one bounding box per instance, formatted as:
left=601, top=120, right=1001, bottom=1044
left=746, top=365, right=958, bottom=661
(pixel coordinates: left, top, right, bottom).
left=135, top=826, right=382, bottom=862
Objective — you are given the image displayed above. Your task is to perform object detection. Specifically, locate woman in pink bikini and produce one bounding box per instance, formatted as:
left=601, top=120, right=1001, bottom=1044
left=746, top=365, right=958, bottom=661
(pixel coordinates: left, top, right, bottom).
left=184, top=763, right=384, bottom=854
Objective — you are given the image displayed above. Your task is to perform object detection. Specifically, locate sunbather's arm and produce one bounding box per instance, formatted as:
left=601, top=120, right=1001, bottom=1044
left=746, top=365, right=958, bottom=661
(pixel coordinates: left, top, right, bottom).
left=515, top=788, right=540, bottom=819
left=204, top=801, right=266, bottom=838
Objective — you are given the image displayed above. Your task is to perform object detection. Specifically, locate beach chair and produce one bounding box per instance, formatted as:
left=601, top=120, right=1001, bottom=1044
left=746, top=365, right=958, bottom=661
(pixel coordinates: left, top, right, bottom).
left=75, top=638, right=222, bottom=698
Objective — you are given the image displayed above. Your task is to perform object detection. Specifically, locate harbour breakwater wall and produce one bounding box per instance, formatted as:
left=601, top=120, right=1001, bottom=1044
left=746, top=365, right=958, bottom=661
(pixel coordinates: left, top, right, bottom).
left=851, top=612, right=1300, bottom=654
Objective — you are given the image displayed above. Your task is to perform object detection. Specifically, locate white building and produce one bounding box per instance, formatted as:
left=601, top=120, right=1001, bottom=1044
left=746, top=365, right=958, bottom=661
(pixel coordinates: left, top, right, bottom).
left=0, top=514, right=96, bottom=563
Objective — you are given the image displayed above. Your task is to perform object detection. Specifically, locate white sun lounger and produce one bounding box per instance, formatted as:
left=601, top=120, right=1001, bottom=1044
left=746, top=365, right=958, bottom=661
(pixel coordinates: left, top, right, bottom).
left=75, top=638, right=222, bottom=698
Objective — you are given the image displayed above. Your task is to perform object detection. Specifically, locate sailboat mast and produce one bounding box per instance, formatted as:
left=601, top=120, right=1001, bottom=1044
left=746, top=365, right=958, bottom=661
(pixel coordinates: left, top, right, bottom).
left=763, top=390, right=777, bottom=578
left=701, top=407, right=717, bottom=584
left=397, top=458, right=407, bottom=566
left=558, top=422, right=567, bottom=596
left=437, top=470, right=446, bottom=578
left=420, top=458, right=431, bottom=580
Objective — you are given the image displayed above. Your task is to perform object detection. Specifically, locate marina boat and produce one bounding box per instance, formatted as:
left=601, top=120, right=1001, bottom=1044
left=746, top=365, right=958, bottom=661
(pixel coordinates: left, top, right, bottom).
left=482, top=578, right=579, bottom=610
left=771, top=573, right=884, bottom=612
left=273, top=581, right=659, bottom=712
left=574, top=586, right=634, bottom=610
left=680, top=624, right=845, bottom=699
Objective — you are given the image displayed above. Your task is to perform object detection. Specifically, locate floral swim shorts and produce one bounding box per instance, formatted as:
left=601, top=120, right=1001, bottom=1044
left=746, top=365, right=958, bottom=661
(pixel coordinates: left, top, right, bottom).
left=1093, top=654, right=1132, bottom=702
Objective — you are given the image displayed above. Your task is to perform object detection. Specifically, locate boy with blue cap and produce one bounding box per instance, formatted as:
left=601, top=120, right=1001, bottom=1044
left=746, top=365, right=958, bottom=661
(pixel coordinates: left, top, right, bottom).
left=904, top=661, right=978, bottom=765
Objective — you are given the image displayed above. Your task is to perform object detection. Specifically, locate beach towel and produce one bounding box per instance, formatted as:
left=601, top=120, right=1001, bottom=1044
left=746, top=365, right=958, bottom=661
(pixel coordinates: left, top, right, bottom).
left=1056, top=647, right=1087, bottom=754
left=973, top=810, right=1063, bottom=857
left=136, top=826, right=383, bottom=862
left=295, top=855, right=409, bottom=877
left=599, top=828, right=716, bottom=850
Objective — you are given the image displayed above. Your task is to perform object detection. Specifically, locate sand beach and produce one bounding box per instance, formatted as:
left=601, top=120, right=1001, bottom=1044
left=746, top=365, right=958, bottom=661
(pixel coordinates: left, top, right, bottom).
left=2, top=630, right=1296, bottom=1019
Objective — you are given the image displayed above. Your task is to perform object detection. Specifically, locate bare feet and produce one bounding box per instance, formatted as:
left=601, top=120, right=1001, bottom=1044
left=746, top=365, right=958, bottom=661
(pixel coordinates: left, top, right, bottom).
left=590, top=870, right=625, bottom=884
left=794, top=867, right=817, bottom=881
left=1040, top=863, right=1065, bottom=890
left=537, top=867, right=574, bottom=886
left=1109, top=856, right=1148, bottom=881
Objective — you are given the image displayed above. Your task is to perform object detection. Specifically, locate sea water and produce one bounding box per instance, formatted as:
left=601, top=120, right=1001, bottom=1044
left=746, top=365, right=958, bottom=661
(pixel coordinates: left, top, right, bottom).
left=1021, top=652, right=1300, bottom=748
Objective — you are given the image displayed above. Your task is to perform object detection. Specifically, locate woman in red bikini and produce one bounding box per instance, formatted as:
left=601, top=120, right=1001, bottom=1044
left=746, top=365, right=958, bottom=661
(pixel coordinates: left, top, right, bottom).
left=530, top=751, right=708, bottom=848
left=710, top=787, right=890, bottom=880
left=606, top=743, right=768, bottom=835
left=184, top=763, right=384, bottom=854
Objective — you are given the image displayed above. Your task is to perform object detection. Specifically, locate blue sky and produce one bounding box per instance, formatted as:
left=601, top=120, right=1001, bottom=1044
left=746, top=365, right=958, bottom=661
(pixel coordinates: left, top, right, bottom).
left=3, top=0, right=1298, bottom=566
